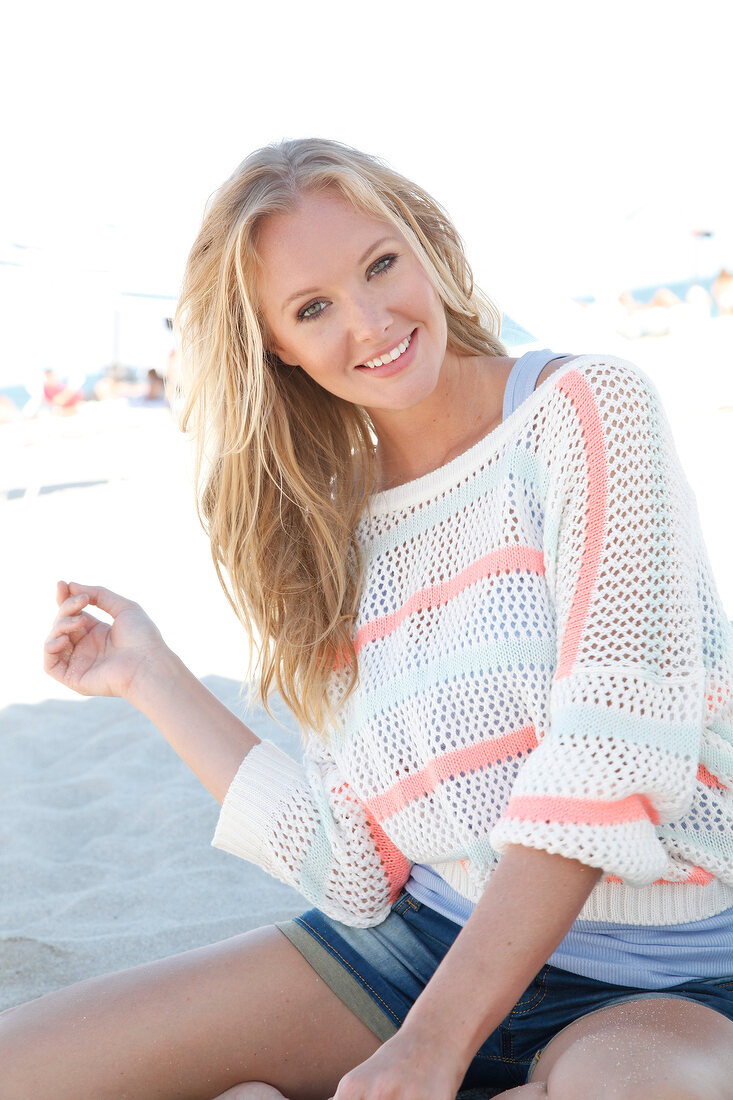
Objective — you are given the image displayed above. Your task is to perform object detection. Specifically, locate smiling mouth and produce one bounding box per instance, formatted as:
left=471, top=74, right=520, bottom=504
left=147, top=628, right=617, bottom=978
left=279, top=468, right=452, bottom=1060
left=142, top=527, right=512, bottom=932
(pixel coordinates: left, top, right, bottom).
left=360, top=331, right=413, bottom=369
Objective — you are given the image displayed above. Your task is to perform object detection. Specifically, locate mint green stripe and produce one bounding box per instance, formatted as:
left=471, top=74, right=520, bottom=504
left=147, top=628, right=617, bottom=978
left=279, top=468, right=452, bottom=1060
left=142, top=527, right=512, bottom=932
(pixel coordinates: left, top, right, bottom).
left=364, top=449, right=549, bottom=561
left=646, top=387, right=670, bottom=676
left=552, top=703, right=698, bottom=754
left=297, top=782, right=335, bottom=903
left=708, top=719, right=733, bottom=740
left=657, top=824, right=726, bottom=857
left=431, top=837, right=502, bottom=864
left=298, top=823, right=330, bottom=903
left=346, top=640, right=556, bottom=733
left=701, top=738, right=733, bottom=775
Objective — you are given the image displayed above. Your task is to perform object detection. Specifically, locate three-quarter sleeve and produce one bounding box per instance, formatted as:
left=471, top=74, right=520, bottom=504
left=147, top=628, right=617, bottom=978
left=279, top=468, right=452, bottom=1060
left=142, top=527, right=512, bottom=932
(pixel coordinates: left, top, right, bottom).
left=491, top=361, right=706, bottom=884
left=213, top=736, right=411, bottom=926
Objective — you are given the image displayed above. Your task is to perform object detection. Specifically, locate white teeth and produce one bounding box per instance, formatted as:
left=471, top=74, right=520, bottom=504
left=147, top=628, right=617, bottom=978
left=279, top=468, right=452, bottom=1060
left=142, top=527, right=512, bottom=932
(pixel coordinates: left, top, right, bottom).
left=363, top=333, right=412, bottom=369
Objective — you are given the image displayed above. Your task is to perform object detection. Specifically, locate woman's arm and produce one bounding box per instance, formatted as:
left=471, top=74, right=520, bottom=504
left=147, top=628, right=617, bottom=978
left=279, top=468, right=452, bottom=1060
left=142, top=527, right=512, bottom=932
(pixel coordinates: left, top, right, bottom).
left=125, top=646, right=260, bottom=803
left=45, top=581, right=260, bottom=802
left=45, top=582, right=409, bottom=924
left=333, top=844, right=601, bottom=1099
left=401, top=844, right=601, bottom=1064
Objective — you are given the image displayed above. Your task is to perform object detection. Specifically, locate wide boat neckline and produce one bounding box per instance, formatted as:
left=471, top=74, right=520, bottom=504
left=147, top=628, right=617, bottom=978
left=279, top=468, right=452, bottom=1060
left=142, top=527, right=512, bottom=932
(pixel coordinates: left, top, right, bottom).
left=368, top=353, right=598, bottom=516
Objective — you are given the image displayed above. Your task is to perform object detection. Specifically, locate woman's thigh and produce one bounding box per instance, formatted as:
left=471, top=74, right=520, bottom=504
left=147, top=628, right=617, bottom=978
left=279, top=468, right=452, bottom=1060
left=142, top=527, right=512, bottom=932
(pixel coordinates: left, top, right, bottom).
left=0, top=925, right=381, bottom=1100
left=528, top=996, right=733, bottom=1099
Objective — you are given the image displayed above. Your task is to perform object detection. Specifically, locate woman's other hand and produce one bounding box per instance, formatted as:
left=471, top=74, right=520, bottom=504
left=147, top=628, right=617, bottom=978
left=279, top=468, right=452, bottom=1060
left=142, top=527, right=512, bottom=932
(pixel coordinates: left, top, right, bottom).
left=330, top=1029, right=465, bottom=1100
left=44, top=581, right=168, bottom=700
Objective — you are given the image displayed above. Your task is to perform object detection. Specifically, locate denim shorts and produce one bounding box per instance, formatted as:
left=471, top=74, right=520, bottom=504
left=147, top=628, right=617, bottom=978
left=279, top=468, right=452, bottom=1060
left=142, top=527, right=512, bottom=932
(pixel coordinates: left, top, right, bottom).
left=277, top=891, right=733, bottom=1092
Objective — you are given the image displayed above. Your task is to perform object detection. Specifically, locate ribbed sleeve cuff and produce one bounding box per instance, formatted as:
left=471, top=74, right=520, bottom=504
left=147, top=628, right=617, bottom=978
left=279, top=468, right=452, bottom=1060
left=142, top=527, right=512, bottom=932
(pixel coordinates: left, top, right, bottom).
left=490, top=815, right=669, bottom=887
left=212, top=740, right=305, bottom=866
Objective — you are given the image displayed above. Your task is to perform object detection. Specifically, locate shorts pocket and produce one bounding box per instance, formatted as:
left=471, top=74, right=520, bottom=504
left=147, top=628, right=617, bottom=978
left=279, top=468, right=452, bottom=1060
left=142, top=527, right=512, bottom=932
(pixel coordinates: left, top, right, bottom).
left=509, top=966, right=549, bottom=1016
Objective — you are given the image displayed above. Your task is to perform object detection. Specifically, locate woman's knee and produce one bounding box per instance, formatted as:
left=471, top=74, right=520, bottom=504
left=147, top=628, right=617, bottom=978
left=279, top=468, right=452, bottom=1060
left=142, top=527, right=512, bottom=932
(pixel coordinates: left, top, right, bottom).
left=497, top=997, right=733, bottom=1100
left=542, top=1030, right=729, bottom=1100
left=529, top=997, right=733, bottom=1100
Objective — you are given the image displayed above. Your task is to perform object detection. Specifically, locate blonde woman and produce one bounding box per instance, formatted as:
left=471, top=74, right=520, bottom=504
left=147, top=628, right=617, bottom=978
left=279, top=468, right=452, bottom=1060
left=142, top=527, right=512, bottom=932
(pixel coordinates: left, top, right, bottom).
left=4, top=139, right=733, bottom=1099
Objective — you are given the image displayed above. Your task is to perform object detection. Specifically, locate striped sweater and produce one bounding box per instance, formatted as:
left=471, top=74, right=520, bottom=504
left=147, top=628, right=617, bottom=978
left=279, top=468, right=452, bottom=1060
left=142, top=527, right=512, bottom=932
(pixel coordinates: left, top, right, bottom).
left=213, top=356, right=733, bottom=928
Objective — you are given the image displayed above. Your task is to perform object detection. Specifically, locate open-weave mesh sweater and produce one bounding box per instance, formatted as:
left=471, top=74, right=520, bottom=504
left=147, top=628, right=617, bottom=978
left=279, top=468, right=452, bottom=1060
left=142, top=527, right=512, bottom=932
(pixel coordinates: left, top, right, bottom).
left=213, top=356, right=733, bottom=928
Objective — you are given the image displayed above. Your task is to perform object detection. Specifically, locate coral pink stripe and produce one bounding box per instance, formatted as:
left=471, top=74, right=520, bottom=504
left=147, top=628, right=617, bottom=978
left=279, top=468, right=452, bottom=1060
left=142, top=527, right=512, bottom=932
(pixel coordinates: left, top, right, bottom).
left=504, top=792, right=660, bottom=827
left=354, top=546, right=545, bottom=654
left=697, top=763, right=727, bottom=791
left=364, top=810, right=412, bottom=903
left=604, top=867, right=714, bottom=886
left=365, top=725, right=539, bottom=823
left=684, top=866, right=714, bottom=886
left=554, top=372, right=608, bottom=679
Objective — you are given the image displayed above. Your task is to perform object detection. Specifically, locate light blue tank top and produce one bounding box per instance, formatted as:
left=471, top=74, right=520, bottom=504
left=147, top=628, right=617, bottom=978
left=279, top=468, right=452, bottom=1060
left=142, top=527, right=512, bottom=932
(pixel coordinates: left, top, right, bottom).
left=405, top=349, right=733, bottom=988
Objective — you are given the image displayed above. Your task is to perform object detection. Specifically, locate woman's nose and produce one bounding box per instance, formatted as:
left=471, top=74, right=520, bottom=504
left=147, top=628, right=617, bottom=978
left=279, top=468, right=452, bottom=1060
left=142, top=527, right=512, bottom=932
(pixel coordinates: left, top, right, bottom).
left=347, top=291, right=393, bottom=343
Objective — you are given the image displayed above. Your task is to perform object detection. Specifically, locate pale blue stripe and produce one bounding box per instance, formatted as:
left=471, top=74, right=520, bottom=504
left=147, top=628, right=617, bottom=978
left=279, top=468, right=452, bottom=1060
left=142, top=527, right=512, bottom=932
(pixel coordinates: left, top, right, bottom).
left=363, top=449, right=549, bottom=562
left=346, top=640, right=556, bottom=733
left=552, top=704, right=699, bottom=754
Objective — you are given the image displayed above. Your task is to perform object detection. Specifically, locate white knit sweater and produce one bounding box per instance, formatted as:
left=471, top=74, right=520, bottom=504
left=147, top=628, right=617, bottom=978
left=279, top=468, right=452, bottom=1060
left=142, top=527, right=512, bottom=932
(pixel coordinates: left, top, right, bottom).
left=213, top=356, right=733, bottom=928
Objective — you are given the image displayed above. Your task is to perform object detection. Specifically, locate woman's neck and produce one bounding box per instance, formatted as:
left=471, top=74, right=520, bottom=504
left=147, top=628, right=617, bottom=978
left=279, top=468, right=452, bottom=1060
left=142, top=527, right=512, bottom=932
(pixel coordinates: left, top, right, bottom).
left=373, top=354, right=515, bottom=491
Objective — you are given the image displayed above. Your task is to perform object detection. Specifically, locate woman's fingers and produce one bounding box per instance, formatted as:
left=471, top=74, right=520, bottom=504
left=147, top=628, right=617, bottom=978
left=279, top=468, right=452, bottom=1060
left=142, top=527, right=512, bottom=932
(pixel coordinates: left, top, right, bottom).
left=67, top=581, right=134, bottom=619
left=45, top=614, right=85, bottom=651
left=56, top=593, right=90, bottom=617
left=47, top=602, right=96, bottom=649
left=51, top=595, right=91, bottom=636
left=54, top=614, right=86, bottom=633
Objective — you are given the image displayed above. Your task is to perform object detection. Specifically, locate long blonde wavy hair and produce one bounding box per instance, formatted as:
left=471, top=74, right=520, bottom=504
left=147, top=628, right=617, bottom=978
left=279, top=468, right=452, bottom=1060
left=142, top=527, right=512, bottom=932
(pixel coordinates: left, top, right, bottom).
left=176, top=138, right=506, bottom=735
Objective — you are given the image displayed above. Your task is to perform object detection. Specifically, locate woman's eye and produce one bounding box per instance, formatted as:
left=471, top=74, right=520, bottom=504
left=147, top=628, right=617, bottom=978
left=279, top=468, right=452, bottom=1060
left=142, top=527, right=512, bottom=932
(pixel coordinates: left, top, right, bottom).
left=298, top=300, right=327, bottom=322
left=369, top=254, right=397, bottom=277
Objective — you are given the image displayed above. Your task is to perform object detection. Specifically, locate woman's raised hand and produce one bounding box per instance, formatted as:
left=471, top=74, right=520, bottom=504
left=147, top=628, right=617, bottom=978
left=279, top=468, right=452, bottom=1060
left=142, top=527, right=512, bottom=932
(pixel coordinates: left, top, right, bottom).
left=44, top=581, right=169, bottom=701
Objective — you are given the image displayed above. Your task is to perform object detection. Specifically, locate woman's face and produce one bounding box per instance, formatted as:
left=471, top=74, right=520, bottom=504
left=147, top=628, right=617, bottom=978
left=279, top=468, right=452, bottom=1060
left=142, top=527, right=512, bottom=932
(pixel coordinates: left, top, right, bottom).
left=256, top=189, right=450, bottom=421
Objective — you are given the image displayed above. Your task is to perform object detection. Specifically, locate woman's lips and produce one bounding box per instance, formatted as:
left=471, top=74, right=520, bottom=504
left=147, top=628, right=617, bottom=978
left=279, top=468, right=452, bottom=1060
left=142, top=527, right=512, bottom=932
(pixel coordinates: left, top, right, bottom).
left=356, top=329, right=418, bottom=378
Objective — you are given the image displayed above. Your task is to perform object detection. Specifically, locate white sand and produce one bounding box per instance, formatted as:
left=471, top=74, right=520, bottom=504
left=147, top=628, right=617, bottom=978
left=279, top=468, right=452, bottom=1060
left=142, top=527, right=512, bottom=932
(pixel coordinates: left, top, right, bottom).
left=0, top=398, right=304, bottom=1010
left=1, top=320, right=731, bottom=1014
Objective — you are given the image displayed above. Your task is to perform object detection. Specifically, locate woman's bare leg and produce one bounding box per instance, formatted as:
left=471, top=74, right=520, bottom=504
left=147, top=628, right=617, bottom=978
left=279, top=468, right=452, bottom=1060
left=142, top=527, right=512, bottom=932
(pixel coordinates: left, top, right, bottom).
left=493, top=996, right=733, bottom=1099
left=0, top=925, right=381, bottom=1100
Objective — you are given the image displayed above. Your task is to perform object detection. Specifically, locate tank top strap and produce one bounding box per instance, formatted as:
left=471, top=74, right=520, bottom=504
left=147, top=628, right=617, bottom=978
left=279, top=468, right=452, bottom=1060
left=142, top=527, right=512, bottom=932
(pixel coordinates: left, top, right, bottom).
left=502, top=349, right=571, bottom=422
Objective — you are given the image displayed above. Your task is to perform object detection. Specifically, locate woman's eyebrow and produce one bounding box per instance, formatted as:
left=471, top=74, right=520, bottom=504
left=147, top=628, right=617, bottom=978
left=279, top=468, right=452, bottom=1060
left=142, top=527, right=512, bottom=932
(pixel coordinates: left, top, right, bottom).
left=281, top=236, right=398, bottom=311
left=357, top=235, right=394, bottom=265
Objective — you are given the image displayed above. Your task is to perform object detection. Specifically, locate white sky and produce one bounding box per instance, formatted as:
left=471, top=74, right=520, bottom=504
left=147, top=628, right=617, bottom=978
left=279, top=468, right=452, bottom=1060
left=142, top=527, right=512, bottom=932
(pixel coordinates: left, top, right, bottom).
left=2, top=0, right=731, bottom=376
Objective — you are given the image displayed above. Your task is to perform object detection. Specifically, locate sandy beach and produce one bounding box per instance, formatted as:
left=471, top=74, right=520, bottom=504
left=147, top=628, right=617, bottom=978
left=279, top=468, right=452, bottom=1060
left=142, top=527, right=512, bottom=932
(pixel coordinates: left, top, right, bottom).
left=0, top=397, right=305, bottom=1011
left=1, top=321, right=731, bottom=1019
